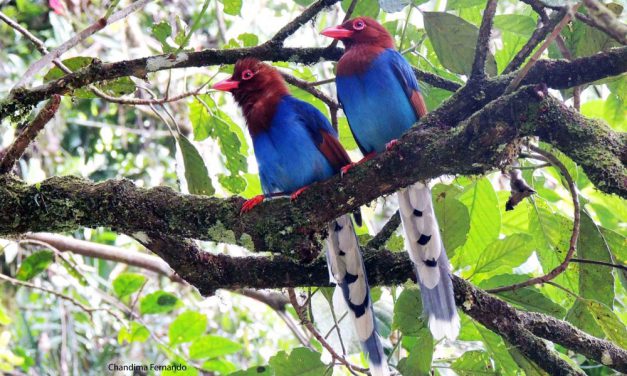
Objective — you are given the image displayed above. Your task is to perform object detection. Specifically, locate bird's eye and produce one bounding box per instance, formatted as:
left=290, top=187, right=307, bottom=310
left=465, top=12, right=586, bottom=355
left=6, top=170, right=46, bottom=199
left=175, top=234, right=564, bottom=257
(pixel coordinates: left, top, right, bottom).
left=353, top=20, right=365, bottom=30
left=242, top=69, right=254, bottom=80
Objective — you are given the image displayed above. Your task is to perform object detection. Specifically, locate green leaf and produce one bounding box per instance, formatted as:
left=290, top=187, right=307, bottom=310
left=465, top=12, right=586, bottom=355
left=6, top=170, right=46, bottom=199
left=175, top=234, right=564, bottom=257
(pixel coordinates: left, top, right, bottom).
left=163, top=358, right=199, bottom=376
left=152, top=21, right=176, bottom=52
left=112, top=273, right=146, bottom=298
left=397, top=327, right=433, bottom=375
left=338, top=117, right=359, bottom=151
left=0, top=306, right=11, bottom=325
left=479, top=275, right=566, bottom=317
left=446, top=0, right=486, bottom=10
left=118, top=322, right=150, bottom=344
left=474, top=323, right=518, bottom=376
left=566, top=299, right=604, bottom=338
left=139, top=291, right=181, bottom=315
left=508, top=347, right=550, bottom=376
left=470, top=234, right=534, bottom=278
left=451, top=351, right=494, bottom=375
left=43, top=57, right=136, bottom=98
left=238, top=33, right=259, bottom=47
left=169, top=311, right=208, bottom=345
left=577, top=212, right=615, bottom=307
left=189, top=335, right=243, bottom=359
left=177, top=134, right=215, bottom=196
left=59, top=255, right=88, bottom=286
left=423, top=12, right=497, bottom=76
left=560, top=6, right=621, bottom=58
left=453, top=178, right=500, bottom=269
left=393, top=284, right=427, bottom=336
left=229, top=366, right=273, bottom=376
left=16, top=251, right=54, bottom=281
left=493, top=15, right=536, bottom=36
left=341, top=0, right=379, bottom=18
left=584, top=299, right=627, bottom=349
left=268, top=347, right=328, bottom=376
left=433, top=194, right=470, bottom=258
left=202, top=359, right=237, bottom=374
left=220, top=0, right=242, bottom=16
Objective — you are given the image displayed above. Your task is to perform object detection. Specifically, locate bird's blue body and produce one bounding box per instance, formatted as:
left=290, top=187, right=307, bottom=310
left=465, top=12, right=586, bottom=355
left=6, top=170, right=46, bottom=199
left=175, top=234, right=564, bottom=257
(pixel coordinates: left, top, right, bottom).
left=337, top=49, right=419, bottom=154
left=253, top=96, right=336, bottom=194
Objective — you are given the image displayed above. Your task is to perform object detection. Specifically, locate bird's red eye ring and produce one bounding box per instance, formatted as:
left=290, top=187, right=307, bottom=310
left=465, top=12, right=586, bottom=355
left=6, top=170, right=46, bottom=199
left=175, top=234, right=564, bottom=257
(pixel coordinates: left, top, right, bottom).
left=353, top=20, right=365, bottom=30
left=242, top=69, right=254, bottom=80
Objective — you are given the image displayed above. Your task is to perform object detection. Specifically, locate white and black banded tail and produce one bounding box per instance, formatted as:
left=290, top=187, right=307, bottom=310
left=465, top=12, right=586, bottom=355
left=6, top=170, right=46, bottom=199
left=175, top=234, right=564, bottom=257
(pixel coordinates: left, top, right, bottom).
left=397, top=182, right=460, bottom=340
left=326, top=214, right=389, bottom=376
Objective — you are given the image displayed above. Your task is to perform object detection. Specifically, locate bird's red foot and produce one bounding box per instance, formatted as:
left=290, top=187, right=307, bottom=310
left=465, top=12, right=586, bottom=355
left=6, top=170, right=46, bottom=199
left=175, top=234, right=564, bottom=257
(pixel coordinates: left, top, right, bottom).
left=240, top=195, right=265, bottom=214
left=385, top=139, right=399, bottom=151
left=340, top=163, right=356, bottom=176
left=290, top=186, right=309, bottom=201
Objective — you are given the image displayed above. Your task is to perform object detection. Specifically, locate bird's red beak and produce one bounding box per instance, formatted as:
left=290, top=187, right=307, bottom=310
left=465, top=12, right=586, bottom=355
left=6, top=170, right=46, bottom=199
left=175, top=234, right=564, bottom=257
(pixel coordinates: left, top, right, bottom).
left=213, top=78, right=239, bottom=92
left=320, top=25, right=354, bottom=39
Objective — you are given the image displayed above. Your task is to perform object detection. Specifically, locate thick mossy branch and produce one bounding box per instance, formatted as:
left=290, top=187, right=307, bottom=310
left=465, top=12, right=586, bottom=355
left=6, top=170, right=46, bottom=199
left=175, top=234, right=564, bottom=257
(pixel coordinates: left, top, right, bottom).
left=1, top=87, right=624, bottom=256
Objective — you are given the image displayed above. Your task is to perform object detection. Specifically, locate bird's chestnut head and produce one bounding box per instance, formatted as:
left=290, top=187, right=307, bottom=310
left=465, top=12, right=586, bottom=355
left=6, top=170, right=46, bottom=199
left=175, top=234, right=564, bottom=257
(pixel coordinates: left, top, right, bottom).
left=320, top=17, right=394, bottom=49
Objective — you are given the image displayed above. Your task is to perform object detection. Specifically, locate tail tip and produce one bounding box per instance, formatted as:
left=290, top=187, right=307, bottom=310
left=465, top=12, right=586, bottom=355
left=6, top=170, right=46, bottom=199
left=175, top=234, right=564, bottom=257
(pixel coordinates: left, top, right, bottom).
left=429, top=314, right=461, bottom=341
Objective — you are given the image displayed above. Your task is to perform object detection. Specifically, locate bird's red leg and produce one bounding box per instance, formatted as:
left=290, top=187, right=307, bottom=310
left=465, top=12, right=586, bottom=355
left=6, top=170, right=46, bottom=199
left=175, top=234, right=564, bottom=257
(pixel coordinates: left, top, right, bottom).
left=385, top=139, right=399, bottom=151
left=340, top=152, right=377, bottom=176
left=240, top=195, right=265, bottom=214
left=290, top=186, right=309, bottom=201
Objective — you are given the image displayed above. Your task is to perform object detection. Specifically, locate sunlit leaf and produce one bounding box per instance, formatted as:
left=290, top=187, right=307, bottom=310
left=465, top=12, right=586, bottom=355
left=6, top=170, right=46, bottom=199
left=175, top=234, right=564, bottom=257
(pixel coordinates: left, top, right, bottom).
left=342, top=0, right=379, bottom=18
left=169, top=310, right=207, bottom=345
left=16, top=251, right=54, bottom=281
left=190, top=335, right=242, bottom=359
left=268, top=347, right=327, bottom=376
left=177, top=134, right=215, bottom=196
left=423, top=12, right=497, bottom=76
left=140, top=291, right=181, bottom=315
left=220, top=0, right=242, bottom=15
left=112, top=273, right=146, bottom=298
left=118, top=322, right=150, bottom=344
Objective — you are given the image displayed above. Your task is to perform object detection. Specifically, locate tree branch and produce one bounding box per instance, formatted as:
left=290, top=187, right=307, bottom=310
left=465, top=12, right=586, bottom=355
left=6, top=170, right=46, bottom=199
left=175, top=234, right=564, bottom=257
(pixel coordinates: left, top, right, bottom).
left=0, top=95, right=60, bottom=174
left=267, top=0, right=340, bottom=46
left=471, top=0, right=497, bottom=80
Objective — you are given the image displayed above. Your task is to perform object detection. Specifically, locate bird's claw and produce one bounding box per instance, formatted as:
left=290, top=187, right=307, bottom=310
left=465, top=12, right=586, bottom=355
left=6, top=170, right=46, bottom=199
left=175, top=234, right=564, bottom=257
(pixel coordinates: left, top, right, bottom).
left=385, top=139, right=399, bottom=151
left=290, top=187, right=308, bottom=201
left=340, top=163, right=355, bottom=177
left=240, top=195, right=265, bottom=214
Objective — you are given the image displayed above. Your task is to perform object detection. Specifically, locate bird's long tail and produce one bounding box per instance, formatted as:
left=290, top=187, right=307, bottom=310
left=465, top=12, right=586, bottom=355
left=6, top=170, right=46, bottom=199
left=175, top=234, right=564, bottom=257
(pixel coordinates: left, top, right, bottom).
left=397, top=182, right=460, bottom=341
left=326, top=214, right=389, bottom=376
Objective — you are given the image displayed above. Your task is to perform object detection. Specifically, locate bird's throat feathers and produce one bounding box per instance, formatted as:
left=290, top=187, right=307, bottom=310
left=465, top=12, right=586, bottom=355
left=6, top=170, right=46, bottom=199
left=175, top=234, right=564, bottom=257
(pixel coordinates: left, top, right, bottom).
left=234, top=79, right=289, bottom=137
left=337, top=44, right=388, bottom=76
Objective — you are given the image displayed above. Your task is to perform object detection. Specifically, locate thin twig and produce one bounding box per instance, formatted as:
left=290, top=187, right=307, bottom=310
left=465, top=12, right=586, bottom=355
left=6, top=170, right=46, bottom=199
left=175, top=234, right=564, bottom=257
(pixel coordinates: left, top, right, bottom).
left=471, top=0, right=498, bottom=80
left=281, top=73, right=339, bottom=109
left=554, top=34, right=582, bottom=111
left=268, top=0, right=340, bottom=46
left=504, top=4, right=581, bottom=95
left=13, top=0, right=153, bottom=89
left=329, top=0, right=358, bottom=50
left=0, top=95, right=61, bottom=174
left=287, top=288, right=368, bottom=375
left=366, top=211, right=401, bottom=249
left=503, top=7, right=568, bottom=74
left=488, top=145, right=581, bottom=293
left=571, top=258, right=627, bottom=272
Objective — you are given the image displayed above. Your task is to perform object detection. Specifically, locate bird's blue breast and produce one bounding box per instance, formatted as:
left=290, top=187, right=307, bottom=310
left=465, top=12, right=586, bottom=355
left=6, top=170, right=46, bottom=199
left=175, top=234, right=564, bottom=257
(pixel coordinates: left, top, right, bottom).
left=252, top=97, right=335, bottom=195
left=337, top=49, right=418, bottom=154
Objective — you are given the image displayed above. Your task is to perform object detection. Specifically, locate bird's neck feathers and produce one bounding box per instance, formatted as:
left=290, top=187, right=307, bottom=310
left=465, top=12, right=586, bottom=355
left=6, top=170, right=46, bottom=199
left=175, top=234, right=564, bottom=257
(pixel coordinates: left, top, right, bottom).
left=234, top=79, right=289, bottom=136
left=337, top=33, right=395, bottom=76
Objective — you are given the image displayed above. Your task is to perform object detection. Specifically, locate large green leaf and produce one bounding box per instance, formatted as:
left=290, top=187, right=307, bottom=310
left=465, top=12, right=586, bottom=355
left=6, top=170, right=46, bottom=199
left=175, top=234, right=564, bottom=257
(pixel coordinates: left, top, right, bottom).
left=397, top=327, right=433, bottom=376
left=189, top=335, right=242, bottom=359
left=585, top=299, right=627, bottom=349
left=493, top=15, right=536, bottom=37
left=268, top=347, right=328, bottom=376
left=139, top=291, right=181, bottom=315
left=479, top=275, right=566, bottom=317
left=112, top=273, right=146, bottom=298
left=454, top=178, right=500, bottom=269
left=423, top=12, right=497, bottom=76
left=169, top=311, right=207, bottom=345
left=177, top=134, right=215, bottom=196
left=393, top=284, right=427, bottom=336
left=433, top=193, right=470, bottom=258
left=577, top=212, right=615, bottom=307
left=16, top=251, right=54, bottom=281
left=566, top=299, right=604, bottom=338
left=229, top=366, right=273, bottom=376
left=474, top=323, right=518, bottom=376
left=469, top=234, right=534, bottom=279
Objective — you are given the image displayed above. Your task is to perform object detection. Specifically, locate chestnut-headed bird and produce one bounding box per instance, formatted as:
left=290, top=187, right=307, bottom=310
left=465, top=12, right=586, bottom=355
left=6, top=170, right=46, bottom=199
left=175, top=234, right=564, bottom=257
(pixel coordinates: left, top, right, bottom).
left=322, top=17, right=460, bottom=341
left=213, top=58, right=389, bottom=375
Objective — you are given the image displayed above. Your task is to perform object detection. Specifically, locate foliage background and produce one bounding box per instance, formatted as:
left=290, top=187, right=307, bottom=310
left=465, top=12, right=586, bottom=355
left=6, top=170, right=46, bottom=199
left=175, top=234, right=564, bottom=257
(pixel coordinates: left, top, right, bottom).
left=0, top=0, right=625, bottom=374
